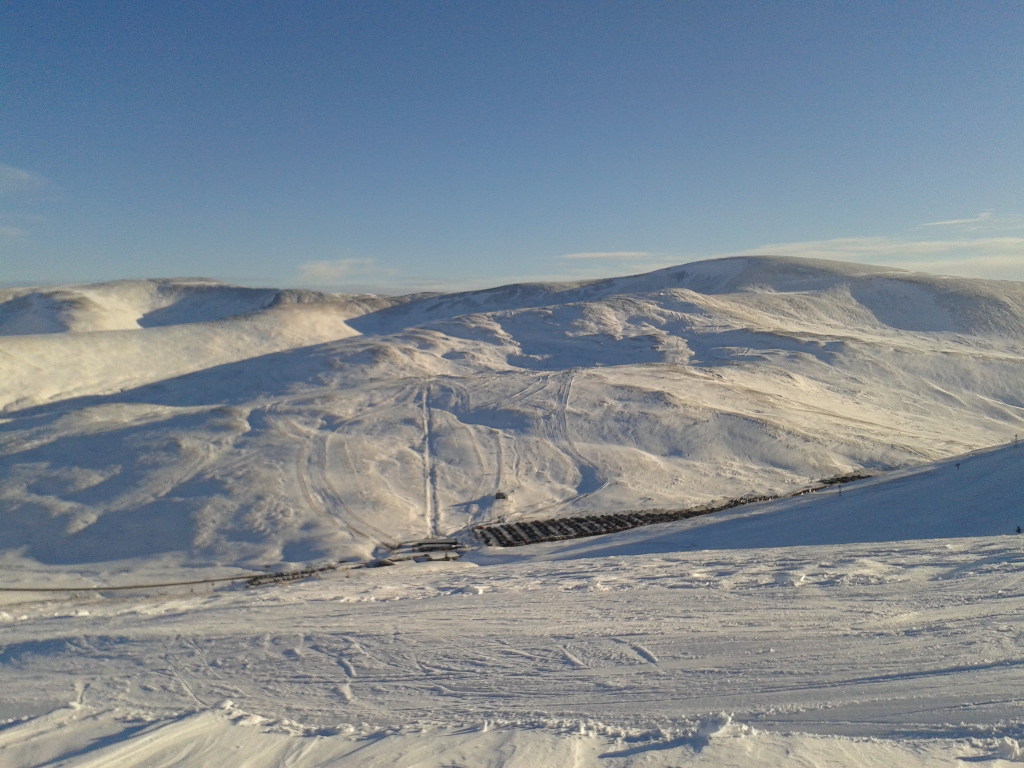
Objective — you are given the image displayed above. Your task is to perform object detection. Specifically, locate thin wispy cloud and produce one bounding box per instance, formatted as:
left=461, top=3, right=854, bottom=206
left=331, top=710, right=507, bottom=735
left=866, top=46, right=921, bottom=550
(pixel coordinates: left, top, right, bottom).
left=0, top=165, right=49, bottom=198
left=918, top=212, right=1024, bottom=236
left=0, top=166, right=52, bottom=245
left=560, top=251, right=649, bottom=260
left=294, top=234, right=1024, bottom=295
left=922, top=212, right=994, bottom=228
left=906, top=254, right=1024, bottom=277
left=739, top=236, right=1023, bottom=259
left=729, top=235, right=1024, bottom=281
left=293, top=262, right=508, bottom=295
left=0, top=225, right=28, bottom=241
left=298, top=258, right=377, bottom=285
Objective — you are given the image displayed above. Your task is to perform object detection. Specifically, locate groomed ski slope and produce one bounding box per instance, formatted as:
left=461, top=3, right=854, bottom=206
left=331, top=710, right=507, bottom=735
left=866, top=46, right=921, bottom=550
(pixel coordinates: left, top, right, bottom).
left=3, top=256, right=1024, bottom=766
left=2, top=443, right=1024, bottom=766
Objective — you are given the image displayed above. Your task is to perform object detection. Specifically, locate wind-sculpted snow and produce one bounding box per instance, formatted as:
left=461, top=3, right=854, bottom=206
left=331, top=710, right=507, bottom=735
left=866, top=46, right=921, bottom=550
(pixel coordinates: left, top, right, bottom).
left=0, top=283, right=399, bottom=412
left=0, top=278, right=405, bottom=337
left=0, top=279, right=275, bottom=334
left=2, top=257, right=1024, bottom=570
left=3, top=534, right=1024, bottom=766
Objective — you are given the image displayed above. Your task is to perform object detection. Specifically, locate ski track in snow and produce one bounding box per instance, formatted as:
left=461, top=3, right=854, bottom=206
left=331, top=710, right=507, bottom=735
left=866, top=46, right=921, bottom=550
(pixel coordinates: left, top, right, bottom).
left=3, top=537, right=1024, bottom=766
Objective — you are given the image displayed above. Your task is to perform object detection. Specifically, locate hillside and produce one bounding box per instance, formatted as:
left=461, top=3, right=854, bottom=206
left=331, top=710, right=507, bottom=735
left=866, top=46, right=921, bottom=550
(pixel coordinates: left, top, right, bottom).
left=0, top=279, right=399, bottom=411
left=5, top=256, right=1024, bottom=766
left=2, top=257, right=1024, bottom=571
left=4, top=431, right=1024, bottom=765
left=473, top=439, right=1024, bottom=565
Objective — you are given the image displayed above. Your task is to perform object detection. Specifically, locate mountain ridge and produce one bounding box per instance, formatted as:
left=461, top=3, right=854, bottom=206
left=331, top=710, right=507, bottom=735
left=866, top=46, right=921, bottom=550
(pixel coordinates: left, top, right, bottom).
left=2, top=256, right=1023, bottom=572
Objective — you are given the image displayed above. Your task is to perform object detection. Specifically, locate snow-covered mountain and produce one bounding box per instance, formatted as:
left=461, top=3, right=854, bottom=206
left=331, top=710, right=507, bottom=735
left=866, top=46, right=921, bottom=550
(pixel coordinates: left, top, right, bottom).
left=5, top=256, right=1024, bottom=767
left=2, top=256, right=1024, bottom=571
left=3, top=409, right=1024, bottom=766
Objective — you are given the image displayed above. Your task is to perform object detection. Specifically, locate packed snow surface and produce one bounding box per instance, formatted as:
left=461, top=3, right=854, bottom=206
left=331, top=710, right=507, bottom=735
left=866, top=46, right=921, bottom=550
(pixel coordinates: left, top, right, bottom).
left=2, top=257, right=1024, bottom=766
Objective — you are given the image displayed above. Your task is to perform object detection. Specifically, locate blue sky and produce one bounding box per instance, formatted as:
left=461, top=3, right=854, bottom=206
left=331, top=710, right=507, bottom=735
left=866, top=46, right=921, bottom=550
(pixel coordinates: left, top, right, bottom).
left=2, top=1, right=1022, bottom=292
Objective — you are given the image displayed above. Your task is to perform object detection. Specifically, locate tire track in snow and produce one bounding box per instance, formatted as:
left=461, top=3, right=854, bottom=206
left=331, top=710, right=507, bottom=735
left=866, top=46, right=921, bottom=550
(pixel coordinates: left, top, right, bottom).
left=556, top=370, right=610, bottom=501
left=267, top=409, right=399, bottom=548
left=413, top=372, right=549, bottom=524
left=485, top=430, right=507, bottom=524
left=100, top=427, right=233, bottom=519
left=266, top=410, right=337, bottom=531
left=504, top=374, right=550, bottom=406
left=314, top=431, right=400, bottom=547
left=426, top=378, right=494, bottom=528
left=524, top=369, right=608, bottom=517
left=0, top=707, right=84, bottom=750
left=163, top=657, right=206, bottom=709
left=443, top=379, right=492, bottom=512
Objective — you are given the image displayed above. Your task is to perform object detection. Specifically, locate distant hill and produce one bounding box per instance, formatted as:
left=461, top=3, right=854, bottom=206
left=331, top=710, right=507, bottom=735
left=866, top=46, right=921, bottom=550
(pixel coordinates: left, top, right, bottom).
left=2, top=257, right=1023, bottom=572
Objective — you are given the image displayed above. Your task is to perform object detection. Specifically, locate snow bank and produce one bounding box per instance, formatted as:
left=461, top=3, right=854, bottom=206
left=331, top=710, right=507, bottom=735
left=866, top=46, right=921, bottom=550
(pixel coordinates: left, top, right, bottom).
left=0, top=705, right=981, bottom=768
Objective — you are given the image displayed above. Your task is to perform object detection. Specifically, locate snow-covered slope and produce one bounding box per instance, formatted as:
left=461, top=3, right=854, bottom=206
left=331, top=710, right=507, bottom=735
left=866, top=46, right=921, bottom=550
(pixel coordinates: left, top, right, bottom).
left=2, top=257, right=1024, bottom=571
left=3, top=453, right=1024, bottom=766
left=5, top=257, right=1024, bottom=767
left=351, top=256, right=1024, bottom=338
left=0, top=279, right=281, bottom=334
left=0, top=280, right=399, bottom=411
left=473, top=440, right=1024, bottom=565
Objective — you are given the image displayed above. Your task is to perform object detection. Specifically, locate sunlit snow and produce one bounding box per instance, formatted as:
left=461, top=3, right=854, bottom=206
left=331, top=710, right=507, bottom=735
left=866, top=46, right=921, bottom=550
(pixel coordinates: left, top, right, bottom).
left=2, top=256, right=1024, bottom=766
